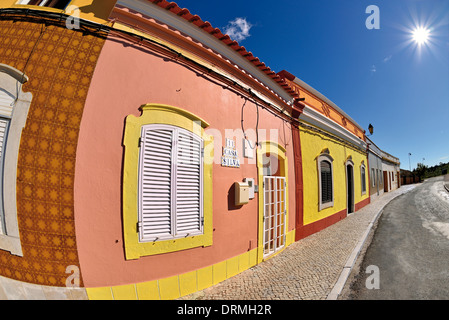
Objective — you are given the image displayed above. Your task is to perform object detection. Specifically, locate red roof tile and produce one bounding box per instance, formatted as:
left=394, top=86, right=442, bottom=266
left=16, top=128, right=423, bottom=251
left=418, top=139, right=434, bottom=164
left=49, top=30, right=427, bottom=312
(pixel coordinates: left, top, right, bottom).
left=147, top=0, right=299, bottom=100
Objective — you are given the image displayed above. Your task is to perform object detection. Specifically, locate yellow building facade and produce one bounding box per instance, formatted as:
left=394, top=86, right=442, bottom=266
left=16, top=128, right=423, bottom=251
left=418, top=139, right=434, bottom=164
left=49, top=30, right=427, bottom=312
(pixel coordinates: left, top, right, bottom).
left=278, top=71, right=370, bottom=240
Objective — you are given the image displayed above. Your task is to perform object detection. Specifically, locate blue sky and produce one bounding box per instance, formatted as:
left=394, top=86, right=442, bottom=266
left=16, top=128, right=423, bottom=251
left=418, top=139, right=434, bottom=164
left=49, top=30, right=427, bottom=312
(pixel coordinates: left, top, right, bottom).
left=174, top=0, right=449, bottom=170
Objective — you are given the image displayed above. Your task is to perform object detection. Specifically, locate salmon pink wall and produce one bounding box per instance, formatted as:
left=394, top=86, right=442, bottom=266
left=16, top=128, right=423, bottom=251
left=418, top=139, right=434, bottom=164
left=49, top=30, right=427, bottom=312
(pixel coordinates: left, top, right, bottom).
left=75, top=34, right=295, bottom=287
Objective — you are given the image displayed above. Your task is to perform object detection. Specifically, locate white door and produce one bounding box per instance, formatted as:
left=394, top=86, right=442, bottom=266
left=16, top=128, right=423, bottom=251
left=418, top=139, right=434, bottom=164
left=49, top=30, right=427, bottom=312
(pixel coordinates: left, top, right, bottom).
left=263, top=176, right=286, bottom=257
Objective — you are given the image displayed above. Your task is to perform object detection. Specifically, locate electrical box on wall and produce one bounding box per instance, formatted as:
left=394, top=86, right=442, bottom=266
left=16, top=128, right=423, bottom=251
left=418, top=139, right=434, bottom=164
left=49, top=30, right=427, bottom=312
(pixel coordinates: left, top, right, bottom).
left=244, top=178, right=255, bottom=199
left=243, top=139, right=254, bottom=159
left=234, top=182, right=249, bottom=206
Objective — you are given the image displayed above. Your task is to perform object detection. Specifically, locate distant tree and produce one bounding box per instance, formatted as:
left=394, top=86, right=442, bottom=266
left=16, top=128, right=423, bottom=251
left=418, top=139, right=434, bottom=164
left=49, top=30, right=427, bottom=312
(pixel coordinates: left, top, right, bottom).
left=415, top=163, right=427, bottom=181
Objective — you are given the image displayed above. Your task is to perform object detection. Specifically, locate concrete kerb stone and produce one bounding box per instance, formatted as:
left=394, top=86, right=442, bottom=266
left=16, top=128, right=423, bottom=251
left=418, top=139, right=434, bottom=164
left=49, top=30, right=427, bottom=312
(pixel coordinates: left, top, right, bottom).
left=326, top=186, right=416, bottom=300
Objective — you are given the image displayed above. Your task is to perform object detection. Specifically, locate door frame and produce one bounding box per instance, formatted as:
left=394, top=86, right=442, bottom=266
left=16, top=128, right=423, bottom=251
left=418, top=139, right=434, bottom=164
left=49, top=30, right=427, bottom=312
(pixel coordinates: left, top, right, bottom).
left=345, top=159, right=355, bottom=214
left=262, top=176, right=287, bottom=259
left=256, top=141, right=289, bottom=264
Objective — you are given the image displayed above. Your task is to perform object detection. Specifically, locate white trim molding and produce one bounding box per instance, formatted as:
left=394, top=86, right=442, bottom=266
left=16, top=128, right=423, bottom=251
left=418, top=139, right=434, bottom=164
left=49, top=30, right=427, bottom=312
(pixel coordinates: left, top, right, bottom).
left=301, top=105, right=367, bottom=151
left=360, top=162, right=367, bottom=196
left=317, top=151, right=334, bottom=211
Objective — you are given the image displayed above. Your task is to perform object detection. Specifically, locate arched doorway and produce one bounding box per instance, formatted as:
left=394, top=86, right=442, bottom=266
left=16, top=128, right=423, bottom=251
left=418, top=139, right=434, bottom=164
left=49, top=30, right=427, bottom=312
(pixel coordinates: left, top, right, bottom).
left=257, top=142, right=289, bottom=262
left=346, top=159, right=355, bottom=214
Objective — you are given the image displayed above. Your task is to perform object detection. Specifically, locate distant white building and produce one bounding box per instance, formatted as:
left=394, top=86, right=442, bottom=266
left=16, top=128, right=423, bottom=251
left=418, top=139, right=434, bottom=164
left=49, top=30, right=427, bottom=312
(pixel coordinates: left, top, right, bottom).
left=381, top=151, right=401, bottom=192
left=367, top=138, right=384, bottom=201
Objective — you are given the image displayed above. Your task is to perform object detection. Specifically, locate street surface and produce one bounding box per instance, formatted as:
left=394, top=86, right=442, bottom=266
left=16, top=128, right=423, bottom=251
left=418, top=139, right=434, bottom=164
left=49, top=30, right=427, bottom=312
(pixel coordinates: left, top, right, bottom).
left=180, top=184, right=415, bottom=300
left=346, top=176, right=449, bottom=299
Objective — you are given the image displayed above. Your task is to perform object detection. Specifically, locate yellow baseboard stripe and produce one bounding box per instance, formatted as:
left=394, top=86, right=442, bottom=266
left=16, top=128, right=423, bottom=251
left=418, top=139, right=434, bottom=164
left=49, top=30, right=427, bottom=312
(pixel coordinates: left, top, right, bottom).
left=86, top=229, right=296, bottom=300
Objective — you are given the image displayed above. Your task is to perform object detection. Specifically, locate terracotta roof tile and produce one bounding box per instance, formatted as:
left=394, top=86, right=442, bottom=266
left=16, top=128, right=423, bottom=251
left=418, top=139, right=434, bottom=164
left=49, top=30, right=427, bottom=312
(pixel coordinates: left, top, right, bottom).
left=147, top=0, right=299, bottom=100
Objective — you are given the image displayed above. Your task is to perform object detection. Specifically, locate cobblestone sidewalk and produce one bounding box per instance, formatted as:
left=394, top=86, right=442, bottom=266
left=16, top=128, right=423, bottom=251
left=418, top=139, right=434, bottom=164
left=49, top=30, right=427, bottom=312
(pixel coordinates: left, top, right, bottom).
left=181, top=185, right=417, bottom=300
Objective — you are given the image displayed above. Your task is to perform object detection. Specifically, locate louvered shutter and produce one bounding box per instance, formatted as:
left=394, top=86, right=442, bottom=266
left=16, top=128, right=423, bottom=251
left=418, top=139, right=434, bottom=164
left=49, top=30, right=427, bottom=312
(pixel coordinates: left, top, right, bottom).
left=361, top=167, right=366, bottom=193
left=175, top=130, right=203, bottom=236
left=138, top=124, right=203, bottom=243
left=0, top=89, right=14, bottom=118
left=138, top=126, right=174, bottom=242
left=0, top=119, right=9, bottom=162
left=320, top=160, right=332, bottom=203
left=0, top=87, right=13, bottom=227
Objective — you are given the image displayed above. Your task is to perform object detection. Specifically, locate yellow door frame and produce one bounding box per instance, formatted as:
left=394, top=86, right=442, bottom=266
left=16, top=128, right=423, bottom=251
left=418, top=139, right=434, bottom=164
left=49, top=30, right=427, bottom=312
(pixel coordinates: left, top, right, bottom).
left=256, top=141, right=289, bottom=264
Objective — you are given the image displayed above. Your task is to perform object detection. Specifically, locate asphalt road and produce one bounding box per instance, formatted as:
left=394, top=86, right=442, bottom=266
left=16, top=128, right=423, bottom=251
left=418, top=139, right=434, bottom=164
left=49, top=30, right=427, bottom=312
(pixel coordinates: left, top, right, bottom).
left=345, top=176, right=449, bottom=300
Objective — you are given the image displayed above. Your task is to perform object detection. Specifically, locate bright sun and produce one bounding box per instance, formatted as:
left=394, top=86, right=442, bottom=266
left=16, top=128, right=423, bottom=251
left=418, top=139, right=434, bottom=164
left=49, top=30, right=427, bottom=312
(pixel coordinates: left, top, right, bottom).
left=412, top=27, right=430, bottom=45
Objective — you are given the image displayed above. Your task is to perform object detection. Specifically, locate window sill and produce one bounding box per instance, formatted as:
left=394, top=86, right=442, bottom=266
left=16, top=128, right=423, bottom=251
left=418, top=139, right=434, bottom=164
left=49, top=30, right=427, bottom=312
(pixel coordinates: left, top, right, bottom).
left=319, top=201, right=334, bottom=211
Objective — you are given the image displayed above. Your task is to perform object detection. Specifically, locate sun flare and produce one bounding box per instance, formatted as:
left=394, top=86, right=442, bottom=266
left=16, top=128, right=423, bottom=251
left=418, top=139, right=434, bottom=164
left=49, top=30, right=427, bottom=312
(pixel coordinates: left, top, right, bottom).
left=412, top=27, right=430, bottom=45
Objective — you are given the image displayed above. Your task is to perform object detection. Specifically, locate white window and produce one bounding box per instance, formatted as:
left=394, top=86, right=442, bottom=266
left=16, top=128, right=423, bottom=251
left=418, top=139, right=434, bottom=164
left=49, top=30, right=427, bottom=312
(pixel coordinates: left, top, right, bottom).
left=138, top=124, right=204, bottom=243
left=317, top=152, right=334, bottom=211
left=0, top=64, right=32, bottom=256
left=371, top=168, right=376, bottom=187
left=16, top=0, right=71, bottom=9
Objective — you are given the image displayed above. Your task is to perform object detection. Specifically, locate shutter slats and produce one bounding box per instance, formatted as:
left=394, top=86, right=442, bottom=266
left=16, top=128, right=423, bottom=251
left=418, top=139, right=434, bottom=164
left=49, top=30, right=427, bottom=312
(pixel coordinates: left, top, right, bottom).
left=0, top=90, right=14, bottom=118
left=138, top=125, right=204, bottom=242
left=321, top=161, right=332, bottom=203
left=0, top=119, right=8, bottom=160
left=175, top=131, right=202, bottom=235
left=139, top=127, right=173, bottom=241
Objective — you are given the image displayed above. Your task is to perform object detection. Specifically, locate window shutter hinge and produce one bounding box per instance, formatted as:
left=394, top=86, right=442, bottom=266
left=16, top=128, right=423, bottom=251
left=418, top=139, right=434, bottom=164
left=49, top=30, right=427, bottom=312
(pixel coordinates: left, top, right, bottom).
left=138, top=137, right=142, bottom=148
left=137, top=221, right=142, bottom=233
left=201, top=217, right=204, bottom=226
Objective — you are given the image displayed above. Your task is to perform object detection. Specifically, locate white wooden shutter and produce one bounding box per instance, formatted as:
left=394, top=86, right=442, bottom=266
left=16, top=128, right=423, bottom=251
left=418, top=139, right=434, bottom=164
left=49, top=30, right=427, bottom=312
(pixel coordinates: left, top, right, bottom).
left=174, top=130, right=203, bottom=236
left=138, top=126, right=174, bottom=242
left=138, top=124, right=204, bottom=243
left=0, top=119, right=8, bottom=161
left=0, top=89, right=14, bottom=118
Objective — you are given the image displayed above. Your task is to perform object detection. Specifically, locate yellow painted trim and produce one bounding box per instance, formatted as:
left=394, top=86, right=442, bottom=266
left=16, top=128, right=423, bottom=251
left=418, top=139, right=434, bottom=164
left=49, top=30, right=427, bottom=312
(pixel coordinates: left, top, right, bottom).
left=111, top=284, right=137, bottom=300
left=179, top=271, right=197, bottom=297
left=159, top=276, right=180, bottom=300
left=136, top=280, right=160, bottom=300
left=197, top=266, right=213, bottom=291
left=87, top=247, right=285, bottom=300
left=86, top=287, right=114, bottom=300
left=3, top=0, right=117, bottom=24
left=212, top=261, right=227, bottom=285
left=238, top=251, right=250, bottom=272
left=226, top=256, right=239, bottom=279
left=256, top=141, right=289, bottom=264
left=123, top=104, right=214, bottom=259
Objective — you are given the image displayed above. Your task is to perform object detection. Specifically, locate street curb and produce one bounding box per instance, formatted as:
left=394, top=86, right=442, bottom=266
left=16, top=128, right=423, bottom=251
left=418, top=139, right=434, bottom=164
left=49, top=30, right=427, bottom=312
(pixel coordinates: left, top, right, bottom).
left=326, top=187, right=415, bottom=300
left=444, top=183, right=449, bottom=193
left=325, top=213, right=380, bottom=300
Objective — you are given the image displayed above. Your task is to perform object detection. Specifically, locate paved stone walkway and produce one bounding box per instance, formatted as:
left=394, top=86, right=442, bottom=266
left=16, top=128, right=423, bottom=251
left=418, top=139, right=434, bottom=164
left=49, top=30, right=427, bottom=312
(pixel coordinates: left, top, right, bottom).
left=181, top=185, right=417, bottom=300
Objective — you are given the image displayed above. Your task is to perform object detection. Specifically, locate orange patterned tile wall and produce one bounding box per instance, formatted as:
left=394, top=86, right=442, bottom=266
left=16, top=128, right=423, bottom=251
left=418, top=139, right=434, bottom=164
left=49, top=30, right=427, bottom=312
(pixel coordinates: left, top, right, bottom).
left=0, top=16, right=106, bottom=287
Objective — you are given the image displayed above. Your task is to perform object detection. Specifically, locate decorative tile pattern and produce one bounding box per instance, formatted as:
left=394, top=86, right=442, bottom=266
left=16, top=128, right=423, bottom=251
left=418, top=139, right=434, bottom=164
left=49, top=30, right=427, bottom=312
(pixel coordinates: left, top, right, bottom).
left=0, top=18, right=106, bottom=287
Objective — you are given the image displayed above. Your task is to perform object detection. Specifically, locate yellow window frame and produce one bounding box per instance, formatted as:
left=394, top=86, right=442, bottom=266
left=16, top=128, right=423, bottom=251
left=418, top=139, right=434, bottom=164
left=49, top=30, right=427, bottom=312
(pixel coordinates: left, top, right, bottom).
left=123, top=104, right=214, bottom=260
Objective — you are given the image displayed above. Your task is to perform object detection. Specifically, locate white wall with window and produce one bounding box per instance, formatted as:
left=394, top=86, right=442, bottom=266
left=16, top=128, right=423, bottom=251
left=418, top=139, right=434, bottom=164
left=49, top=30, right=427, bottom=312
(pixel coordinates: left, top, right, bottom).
left=0, top=64, right=33, bottom=256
